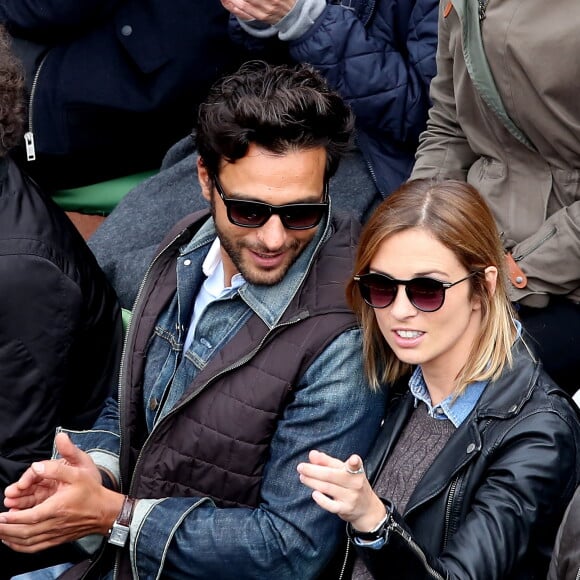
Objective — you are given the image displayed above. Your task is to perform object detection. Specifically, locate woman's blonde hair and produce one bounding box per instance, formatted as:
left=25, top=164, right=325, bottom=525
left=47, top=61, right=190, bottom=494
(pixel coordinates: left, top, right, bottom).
left=346, top=179, right=517, bottom=393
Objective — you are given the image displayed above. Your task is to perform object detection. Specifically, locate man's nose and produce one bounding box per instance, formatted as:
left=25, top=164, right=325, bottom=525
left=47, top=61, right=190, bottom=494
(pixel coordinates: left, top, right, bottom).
left=257, top=214, right=287, bottom=250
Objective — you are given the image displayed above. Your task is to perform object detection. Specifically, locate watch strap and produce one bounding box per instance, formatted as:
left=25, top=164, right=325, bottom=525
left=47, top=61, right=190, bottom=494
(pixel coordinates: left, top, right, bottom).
left=108, top=495, right=137, bottom=547
left=116, top=495, right=137, bottom=527
left=349, top=511, right=390, bottom=542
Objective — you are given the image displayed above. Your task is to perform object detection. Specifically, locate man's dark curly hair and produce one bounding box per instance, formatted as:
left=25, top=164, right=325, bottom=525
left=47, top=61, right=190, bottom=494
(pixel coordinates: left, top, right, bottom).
left=196, top=61, right=355, bottom=181
left=0, top=25, right=25, bottom=157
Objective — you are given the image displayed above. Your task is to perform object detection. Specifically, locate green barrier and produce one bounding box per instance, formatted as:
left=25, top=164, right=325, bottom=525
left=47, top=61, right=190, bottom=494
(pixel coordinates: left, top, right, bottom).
left=121, top=308, right=133, bottom=333
left=52, top=169, right=158, bottom=215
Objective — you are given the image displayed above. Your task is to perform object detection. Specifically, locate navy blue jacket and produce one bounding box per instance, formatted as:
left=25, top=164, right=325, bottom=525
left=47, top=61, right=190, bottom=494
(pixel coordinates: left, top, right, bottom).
left=290, top=0, right=438, bottom=195
left=0, top=0, right=244, bottom=188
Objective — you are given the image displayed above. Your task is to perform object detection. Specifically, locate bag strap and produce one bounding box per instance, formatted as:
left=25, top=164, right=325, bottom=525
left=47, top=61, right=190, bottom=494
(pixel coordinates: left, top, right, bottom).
left=450, top=0, right=535, bottom=151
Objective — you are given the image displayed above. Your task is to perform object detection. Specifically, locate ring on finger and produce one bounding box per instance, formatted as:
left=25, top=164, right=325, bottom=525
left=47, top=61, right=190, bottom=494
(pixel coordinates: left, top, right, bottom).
left=345, top=465, right=365, bottom=475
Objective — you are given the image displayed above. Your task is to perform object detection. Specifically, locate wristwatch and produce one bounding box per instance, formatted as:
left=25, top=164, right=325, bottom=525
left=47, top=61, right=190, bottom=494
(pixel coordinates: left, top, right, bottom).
left=349, top=511, right=390, bottom=542
left=108, top=495, right=137, bottom=547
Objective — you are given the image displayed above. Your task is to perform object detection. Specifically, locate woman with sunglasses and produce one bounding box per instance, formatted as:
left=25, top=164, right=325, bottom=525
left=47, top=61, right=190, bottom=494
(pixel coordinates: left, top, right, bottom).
left=298, top=179, right=580, bottom=579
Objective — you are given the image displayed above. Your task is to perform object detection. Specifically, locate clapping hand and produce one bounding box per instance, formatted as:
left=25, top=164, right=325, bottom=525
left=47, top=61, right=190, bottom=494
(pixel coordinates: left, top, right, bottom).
left=0, top=432, right=124, bottom=552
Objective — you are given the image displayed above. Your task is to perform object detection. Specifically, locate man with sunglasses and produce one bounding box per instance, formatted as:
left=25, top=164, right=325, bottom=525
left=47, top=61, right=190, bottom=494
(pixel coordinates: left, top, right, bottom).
left=0, top=61, right=384, bottom=579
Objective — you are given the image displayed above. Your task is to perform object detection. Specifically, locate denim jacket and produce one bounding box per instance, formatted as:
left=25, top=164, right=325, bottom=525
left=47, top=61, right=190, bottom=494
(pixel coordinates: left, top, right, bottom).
left=66, top=211, right=384, bottom=578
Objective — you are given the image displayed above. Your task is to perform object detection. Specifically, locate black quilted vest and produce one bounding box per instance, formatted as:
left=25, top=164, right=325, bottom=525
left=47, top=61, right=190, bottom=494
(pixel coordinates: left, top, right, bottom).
left=119, top=211, right=360, bottom=508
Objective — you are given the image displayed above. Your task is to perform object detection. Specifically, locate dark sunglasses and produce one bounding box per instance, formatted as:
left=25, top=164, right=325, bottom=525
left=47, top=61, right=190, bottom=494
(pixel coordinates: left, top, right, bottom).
left=354, top=271, right=481, bottom=312
left=212, top=175, right=329, bottom=230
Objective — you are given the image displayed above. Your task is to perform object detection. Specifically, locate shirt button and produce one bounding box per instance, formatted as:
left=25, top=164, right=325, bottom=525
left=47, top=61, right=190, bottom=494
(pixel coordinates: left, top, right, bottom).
left=435, top=407, right=445, bottom=416
left=509, top=404, right=518, bottom=413
left=121, top=24, right=133, bottom=36
left=183, top=259, right=192, bottom=266
left=149, top=397, right=159, bottom=411
left=466, top=443, right=476, bottom=454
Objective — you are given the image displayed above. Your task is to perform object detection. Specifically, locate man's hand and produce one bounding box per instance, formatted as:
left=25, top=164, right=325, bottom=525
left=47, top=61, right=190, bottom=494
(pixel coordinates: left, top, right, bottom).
left=221, top=0, right=297, bottom=25
left=0, top=432, right=125, bottom=552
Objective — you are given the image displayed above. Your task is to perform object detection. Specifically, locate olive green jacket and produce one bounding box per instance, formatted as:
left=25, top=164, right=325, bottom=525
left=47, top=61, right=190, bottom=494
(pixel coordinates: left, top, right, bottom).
left=412, top=0, right=580, bottom=306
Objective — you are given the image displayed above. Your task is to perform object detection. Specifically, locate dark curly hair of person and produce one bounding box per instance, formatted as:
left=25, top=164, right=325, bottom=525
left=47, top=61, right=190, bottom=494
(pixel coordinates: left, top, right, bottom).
left=0, top=25, right=25, bottom=157
left=196, top=60, right=355, bottom=181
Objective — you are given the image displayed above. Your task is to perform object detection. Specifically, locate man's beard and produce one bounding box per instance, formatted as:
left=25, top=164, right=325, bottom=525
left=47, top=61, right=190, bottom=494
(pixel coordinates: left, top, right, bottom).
left=217, top=222, right=305, bottom=286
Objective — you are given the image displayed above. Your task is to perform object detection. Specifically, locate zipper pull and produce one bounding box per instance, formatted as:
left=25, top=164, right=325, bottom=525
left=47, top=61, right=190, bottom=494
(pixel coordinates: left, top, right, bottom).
left=24, top=131, right=36, bottom=161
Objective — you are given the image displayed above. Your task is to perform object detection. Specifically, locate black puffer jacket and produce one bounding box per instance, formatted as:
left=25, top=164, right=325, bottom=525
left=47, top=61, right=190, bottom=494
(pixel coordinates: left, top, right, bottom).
left=0, top=156, right=122, bottom=500
left=332, top=339, right=580, bottom=579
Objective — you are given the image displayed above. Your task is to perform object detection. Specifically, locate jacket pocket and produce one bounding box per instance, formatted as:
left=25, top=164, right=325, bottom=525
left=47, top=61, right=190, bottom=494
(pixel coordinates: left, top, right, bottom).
left=476, top=156, right=506, bottom=181
left=549, top=167, right=580, bottom=216
left=512, top=226, right=557, bottom=262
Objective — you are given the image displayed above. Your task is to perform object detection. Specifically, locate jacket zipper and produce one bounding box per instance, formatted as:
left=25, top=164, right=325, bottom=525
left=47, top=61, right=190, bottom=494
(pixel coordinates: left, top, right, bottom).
left=338, top=531, right=350, bottom=580
left=387, top=519, right=445, bottom=580
left=512, top=227, right=556, bottom=261
left=356, top=131, right=384, bottom=198
left=117, top=229, right=187, bottom=486
left=442, top=474, right=461, bottom=551
left=112, top=230, right=187, bottom=579
left=24, top=51, right=50, bottom=162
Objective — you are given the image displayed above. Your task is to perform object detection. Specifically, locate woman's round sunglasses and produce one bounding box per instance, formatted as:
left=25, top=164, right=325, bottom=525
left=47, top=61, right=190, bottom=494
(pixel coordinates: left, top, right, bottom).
left=213, top=175, right=329, bottom=230
left=354, top=271, right=481, bottom=312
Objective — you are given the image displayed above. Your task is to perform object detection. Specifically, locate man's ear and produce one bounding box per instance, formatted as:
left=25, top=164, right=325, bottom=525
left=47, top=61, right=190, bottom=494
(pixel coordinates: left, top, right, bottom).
left=197, top=157, right=212, bottom=202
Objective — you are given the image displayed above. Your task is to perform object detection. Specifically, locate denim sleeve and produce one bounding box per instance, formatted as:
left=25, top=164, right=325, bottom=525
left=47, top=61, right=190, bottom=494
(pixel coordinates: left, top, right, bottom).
left=59, top=396, right=122, bottom=482
left=130, top=328, right=385, bottom=578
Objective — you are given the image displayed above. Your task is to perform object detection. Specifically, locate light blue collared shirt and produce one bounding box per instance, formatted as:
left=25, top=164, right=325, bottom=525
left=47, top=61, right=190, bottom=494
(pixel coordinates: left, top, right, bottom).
left=409, top=366, right=487, bottom=428
left=183, top=237, right=245, bottom=353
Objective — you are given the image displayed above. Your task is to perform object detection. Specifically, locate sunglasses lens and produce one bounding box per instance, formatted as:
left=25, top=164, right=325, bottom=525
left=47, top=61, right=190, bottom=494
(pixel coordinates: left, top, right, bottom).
left=281, top=206, right=326, bottom=229
left=359, top=274, right=397, bottom=308
left=229, top=201, right=270, bottom=227
left=406, top=278, right=445, bottom=312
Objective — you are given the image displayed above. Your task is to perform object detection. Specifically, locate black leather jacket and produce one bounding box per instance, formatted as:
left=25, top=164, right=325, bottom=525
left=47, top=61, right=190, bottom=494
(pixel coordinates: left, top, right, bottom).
left=0, top=156, right=122, bottom=500
left=337, top=339, right=580, bottom=580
